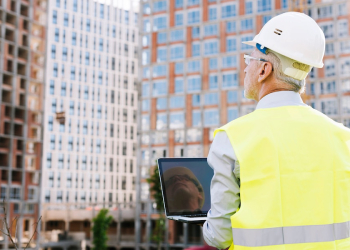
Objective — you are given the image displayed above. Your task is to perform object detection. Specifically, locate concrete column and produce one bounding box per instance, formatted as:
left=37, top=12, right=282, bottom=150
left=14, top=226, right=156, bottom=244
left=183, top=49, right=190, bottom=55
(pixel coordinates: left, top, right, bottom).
left=183, top=223, right=188, bottom=248
left=145, top=201, right=152, bottom=250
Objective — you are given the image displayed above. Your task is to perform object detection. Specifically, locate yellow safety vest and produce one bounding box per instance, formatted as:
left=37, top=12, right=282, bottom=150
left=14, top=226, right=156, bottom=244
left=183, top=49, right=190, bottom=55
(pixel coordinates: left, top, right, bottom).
left=214, top=106, right=350, bottom=250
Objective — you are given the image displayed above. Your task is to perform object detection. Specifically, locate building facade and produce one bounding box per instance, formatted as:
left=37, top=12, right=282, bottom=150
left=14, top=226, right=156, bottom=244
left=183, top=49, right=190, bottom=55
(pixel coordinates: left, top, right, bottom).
left=0, top=0, right=47, bottom=249
left=41, top=0, right=139, bottom=248
left=137, top=0, right=350, bottom=248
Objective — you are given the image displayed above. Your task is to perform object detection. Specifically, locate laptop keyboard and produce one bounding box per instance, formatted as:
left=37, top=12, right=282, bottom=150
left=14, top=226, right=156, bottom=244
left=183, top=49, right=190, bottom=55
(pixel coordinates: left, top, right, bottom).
left=182, top=214, right=206, bottom=217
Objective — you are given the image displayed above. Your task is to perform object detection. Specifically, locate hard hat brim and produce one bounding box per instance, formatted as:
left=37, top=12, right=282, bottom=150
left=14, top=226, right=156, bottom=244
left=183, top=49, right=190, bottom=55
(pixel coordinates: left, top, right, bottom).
left=242, top=40, right=256, bottom=47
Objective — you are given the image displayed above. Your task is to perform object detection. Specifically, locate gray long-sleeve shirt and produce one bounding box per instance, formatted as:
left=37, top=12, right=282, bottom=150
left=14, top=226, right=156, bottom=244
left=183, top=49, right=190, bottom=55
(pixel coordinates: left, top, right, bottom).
left=203, top=91, right=307, bottom=249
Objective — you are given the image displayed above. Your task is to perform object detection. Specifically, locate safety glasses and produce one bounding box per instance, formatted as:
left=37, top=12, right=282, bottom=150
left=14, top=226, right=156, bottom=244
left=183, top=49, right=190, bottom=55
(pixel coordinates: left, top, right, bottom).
left=244, top=54, right=269, bottom=66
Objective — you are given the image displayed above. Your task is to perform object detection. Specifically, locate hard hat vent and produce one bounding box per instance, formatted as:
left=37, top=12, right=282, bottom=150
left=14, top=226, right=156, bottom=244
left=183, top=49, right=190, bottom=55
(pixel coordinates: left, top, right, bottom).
left=274, top=29, right=283, bottom=36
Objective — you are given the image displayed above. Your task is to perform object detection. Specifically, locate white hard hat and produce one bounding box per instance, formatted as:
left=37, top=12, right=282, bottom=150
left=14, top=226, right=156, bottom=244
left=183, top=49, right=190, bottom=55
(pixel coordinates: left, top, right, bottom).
left=243, top=12, right=325, bottom=79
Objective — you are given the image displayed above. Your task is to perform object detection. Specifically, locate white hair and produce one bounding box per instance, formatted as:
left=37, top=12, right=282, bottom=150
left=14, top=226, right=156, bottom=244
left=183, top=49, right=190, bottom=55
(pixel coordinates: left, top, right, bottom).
left=261, top=49, right=307, bottom=93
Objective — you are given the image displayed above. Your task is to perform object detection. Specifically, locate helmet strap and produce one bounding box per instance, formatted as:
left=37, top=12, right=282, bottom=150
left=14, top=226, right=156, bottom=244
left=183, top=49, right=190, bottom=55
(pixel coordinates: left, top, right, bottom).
left=256, top=43, right=267, bottom=54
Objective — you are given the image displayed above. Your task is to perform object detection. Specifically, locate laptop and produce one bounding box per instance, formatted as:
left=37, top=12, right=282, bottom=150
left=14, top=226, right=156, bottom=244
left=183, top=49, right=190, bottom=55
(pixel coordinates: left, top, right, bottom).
left=157, top=158, right=214, bottom=223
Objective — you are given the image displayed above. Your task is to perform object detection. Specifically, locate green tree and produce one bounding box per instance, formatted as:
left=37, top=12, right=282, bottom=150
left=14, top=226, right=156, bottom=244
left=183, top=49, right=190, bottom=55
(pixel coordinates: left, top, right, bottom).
left=92, top=209, right=113, bottom=250
left=147, top=166, right=166, bottom=249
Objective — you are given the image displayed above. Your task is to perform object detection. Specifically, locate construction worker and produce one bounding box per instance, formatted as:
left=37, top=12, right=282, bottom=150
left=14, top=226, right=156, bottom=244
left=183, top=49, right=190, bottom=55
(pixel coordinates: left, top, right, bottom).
left=203, top=12, right=350, bottom=249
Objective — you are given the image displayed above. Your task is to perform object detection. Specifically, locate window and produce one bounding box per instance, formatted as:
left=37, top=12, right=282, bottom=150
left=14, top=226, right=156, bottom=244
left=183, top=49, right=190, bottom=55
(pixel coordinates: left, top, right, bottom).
left=53, top=63, right=58, bottom=77
left=153, top=65, right=167, bottom=77
left=175, top=12, right=183, bottom=26
left=143, top=19, right=151, bottom=32
left=340, top=59, right=350, bottom=76
left=188, top=0, right=199, bottom=6
left=241, top=36, right=254, bottom=50
left=51, top=45, right=56, bottom=59
left=157, top=32, right=167, bottom=44
left=227, top=90, right=238, bottom=103
left=153, top=81, right=168, bottom=96
left=192, top=111, right=201, bottom=127
left=241, top=18, right=253, bottom=31
left=228, top=108, right=239, bottom=121
left=338, top=20, right=349, bottom=37
left=325, top=60, right=336, bottom=77
left=204, top=110, right=219, bottom=126
left=142, top=50, right=150, bottom=65
left=209, top=58, right=218, bottom=70
left=340, top=41, right=350, bottom=54
left=170, top=45, right=184, bottom=60
left=187, top=77, right=201, bottom=92
left=142, top=100, right=150, bottom=111
left=320, top=81, right=336, bottom=94
left=175, top=78, right=184, bottom=93
left=209, top=7, right=217, bottom=20
left=258, top=0, right=272, bottom=12
left=154, top=1, right=167, bottom=13
left=338, top=3, right=347, bottom=16
left=48, top=116, right=53, bottom=131
left=175, top=62, right=184, bottom=74
left=55, top=28, right=59, bottom=42
left=142, top=83, right=150, bottom=97
left=222, top=4, right=236, bottom=18
left=142, top=115, right=150, bottom=131
left=72, top=32, right=77, bottom=45
left=53, top=10, right=57, bottom=24
left=156, top=113, right=167, bottom=130
left=204, top=24, right=218, bottom=37
left=157, top=47, right=167, bottom=62
left=245, top=1, right=253, bottom=14
left=282, top=0, right=288, bottom=9
left=317, top=5, right=332, bottom=19
left=50, top=135, right=55, bottom=150
left=175, top=0, right=183, bottom=8
left=227, top=37, right=237, bottom=52
left=192, top=94, right=201, bottom=106
left=223, top=73, right=238, bottom=88
left=226, top=21, right=236, bottom=33
left=61, top=82, right=66, bottom=96
left=170, top=96, right=185, bottom=108
left=325, top=43, right=334, bottom=55
left=204, top=41, right=218, bottom=55
left=10, top=187, right=21, bottom=200
left=157, top=98, right=168, bottom=110
left=99, top=38, right=103, bottom=51
left=192, top=27, right=200, bottom=38
left=62, top=47, right=67, bottom=61
left=321, top=100, right=338, bottom=115
left=153, top=16, right=167, bottom=31
left=171, top=30, right=184, bottom=42
left=70, top=66, right=76, bottom=80
left=170, top=112, right=185, bottom=129
left=188, top=60, right=200, bottom=73
left=204, top=93, right=219, bottom=105
left=263, top=15, right=272, bottom=25
left=64, top=13, right=69, bottom=26
left=188, top=10, right=200, bottom=24
left=223, top=56, right=237, bottom=68
left=209, top=75, right=218, bottom=89
left=192, top=43, right=201, bottom=57
left=319, top=23, right=333, bottom=39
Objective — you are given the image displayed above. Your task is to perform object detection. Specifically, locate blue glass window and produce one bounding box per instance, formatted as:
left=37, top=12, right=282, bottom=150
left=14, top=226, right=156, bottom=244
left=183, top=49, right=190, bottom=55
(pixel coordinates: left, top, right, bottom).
left=142, top=83, right=150, bottom=97
left=175, top=63, right=184, bottom=74
left=51, top=45, right=56, bottom=59
left=187, top=77, right=201, bottom=92
left=263, top=15, right=272, bottom=25
left=192, top=94, right=201, bottom=106
left=157, top=98, right=168, bottom=110
left=142, top=100, right=150, bottom=111
left=209, top=7, right=217, bottom=20
left=222, top=4, right=236, bottom=18
left=209, top=58, right=218, bottom=70
left=188, top=10, right=200, bottom=24
left=170, top=46, right=184, bottom=60
left=227, top=38, right=237, bottom=52
left=188, top=61, right=200, bottom=72
left=72, top=32, right=77, bottom=45
left=55, top=28, right=59, bottom=42
left=50, top=80, right=55, bottom=94
left=64, top=13, right=69, bottom=27
left=153, top=16, right=167, bottom=31
left=53, top=10, right=57, bottom=24
left=170, top=96, right=185, bottom=108
left=143, top=68, right=150, bottom=79
left=156, top=113, right=167, bottom=130
left=143, top=19, right=151, bottom=32
left=175, top=13, right=183, bottom=26
left=73, top=0, right=78, bottom=12
left=204, top=93, right=219, bottom=105
left=154, top=1, right=167, bottom=13
left=245, top=1, right=253, bottom=14
left=228, top=108, right=239, bottom=121
left=56, top=0, right=60, bottom=7
left=53, top=63, right=58, bottom=77
left=188, top=0, right=199, bottom=6
left=70, top=66, right=76, bottom=80
left=175, top=0, right=183, bottom=8
left=241, top=36, right=254, bottom=50
left=192, top=43, right=201, bottom=57
left=61, top=82, right=67, bottom=96
left=223, top=56, right=237, bottom=68
left=227, top=91, right=238, bottom=103
left=209, top=75, right=218, bottom=89
left=170, top=30, right=184, bottom=41
left=153, top=65, right=167, bottom=77
left=157, top=47, right=167, bottom=62
left=282, top=0, right=288, bottom=9
left=192, top=27, right=200, bottom=38
left=175, top=79, right=184, bottom=93
left=204, top=24, right=218, bottom=37
left=241, top=18, right=253, bottom=31
left=170, top=112, right=185, bottom=129
left=204, top=110, right=219, bottom=126
left=226, top=21, right=236, bottom=33
left=258, top=0, right=272, bottom=12
left=204, top=41, right=218, bottom=55
left=222, top=73, right=238, bottom=88
left=100, top=3, right=104, bottom=18
left=48, top=116, right=53, bottom=131
left=153, top=81, right=168, bottom=96
left=86, top=19, right=91, bottom=32
left=192, top=111, right=201, bottom=127
left=157, top=32, right=167, bottom=44
left=142, top=50, right=150, bottom=65
left=99, top=38, right=103, bottom=51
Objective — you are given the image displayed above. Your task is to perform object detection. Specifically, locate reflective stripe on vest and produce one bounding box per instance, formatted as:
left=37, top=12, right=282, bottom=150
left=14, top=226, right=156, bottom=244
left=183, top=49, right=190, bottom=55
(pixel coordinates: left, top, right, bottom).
left=232, top=221, right=350, bottom=247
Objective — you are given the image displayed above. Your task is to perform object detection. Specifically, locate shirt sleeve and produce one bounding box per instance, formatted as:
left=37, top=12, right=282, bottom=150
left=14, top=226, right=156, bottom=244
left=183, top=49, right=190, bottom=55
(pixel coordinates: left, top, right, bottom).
left=203, top=131, right=241, bottom=249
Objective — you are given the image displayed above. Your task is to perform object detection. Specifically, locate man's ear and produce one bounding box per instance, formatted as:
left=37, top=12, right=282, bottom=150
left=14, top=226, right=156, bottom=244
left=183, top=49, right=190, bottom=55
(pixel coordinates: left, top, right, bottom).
left=257, top=62, right=273, bottom=83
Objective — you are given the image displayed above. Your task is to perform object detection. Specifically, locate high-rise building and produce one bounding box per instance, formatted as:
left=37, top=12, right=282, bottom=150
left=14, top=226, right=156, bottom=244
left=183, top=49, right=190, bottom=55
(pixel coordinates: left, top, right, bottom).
left=40, top=0, right=139, bottom=248
left=0, top=0, right=47, bottom=249
left=137, top=0, right=350, bottom=248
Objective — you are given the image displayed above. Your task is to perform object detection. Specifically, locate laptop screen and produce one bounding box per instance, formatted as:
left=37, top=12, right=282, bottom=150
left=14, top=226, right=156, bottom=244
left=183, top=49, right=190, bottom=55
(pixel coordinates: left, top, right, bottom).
left=157, top=158, right=214, bottom=216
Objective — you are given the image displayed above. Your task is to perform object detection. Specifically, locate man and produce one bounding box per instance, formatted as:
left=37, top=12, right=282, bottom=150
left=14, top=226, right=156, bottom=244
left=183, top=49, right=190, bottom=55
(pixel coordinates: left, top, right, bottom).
left=164, top=167, right=204, bottom=212
left=203, top=12, right=350, bottom=249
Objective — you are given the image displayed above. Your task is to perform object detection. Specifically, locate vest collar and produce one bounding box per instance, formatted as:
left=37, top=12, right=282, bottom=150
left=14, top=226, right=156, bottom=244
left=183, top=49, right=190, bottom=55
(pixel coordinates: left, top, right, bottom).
left=256, top=91, right=306, bottom=110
